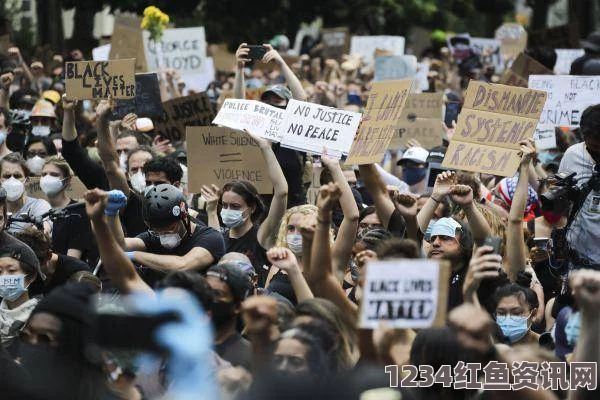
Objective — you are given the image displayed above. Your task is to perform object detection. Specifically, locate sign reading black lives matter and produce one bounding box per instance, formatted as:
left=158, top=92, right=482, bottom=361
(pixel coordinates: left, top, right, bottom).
left=112, top=72, right=163, bottom=119
left=153, top=92, right=215, bottom=142
left=65, top=59, right=136, bottom=100
left=359, top=260, right=450, bottom=329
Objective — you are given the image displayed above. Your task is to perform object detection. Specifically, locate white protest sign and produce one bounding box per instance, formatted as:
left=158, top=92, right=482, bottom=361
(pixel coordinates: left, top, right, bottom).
left=415, top=62, right=430, bottom=92
left=554, top=49, right=584, bottom=74
left=350, top=35, right=405, bottom=65
left=92, top=44, right=111, bottom=61
left=533, top=127, right=557, bottom=150
left=0, top=275, right=24, bottom=289
left=213, top=99, right=284, bottom=141
left=143, top=27, right=209, bottom=92
left=359, top=260, right=449, bottom=329
left=279, top=99, right=361, bottom=157
left=470, top=37, right=504, bottom=72
left=374, top=55, right=417, bottom=82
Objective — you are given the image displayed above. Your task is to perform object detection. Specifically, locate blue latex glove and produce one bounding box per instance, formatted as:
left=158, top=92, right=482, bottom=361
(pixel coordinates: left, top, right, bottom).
left=127, top=289, right=217, bottom=400
left=105, top=190, right=127, bottom=216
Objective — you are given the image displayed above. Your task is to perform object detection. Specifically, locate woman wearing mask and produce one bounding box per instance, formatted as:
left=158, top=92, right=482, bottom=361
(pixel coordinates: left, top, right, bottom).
left=201, top=130, right=288, bottom=287
left=493, top=283, right=540, bottom=345
left=40, top=156, right=96, bottom=264
left=1, top=153, right=51, bottom=234
left=23, top=135, right=57, bottom=175
left=29, top=99, right=56, bottom=138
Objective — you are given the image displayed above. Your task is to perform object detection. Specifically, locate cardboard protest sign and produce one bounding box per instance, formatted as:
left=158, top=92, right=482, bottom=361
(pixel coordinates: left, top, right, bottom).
left=554, top=49, right=584, bottom=75
left=109, top=23, right=148, bottom=72
left=92, top=44, right=111, bottom=61
left=321, top=27, right=350, bottom=60
left=186, top=126, right=272, bottom=194
left=65, top=59, right=136, bottom=100
left=391, top=92, right=445, bottom=149
left=442, top=81, right=547, bottom=177
left=153, top=92, right=215, bottom=142
left=278, top=100, right=361, bottom=157
left=345, top=80, right=411, bottom=165
left=359, top=259, right=450, bottom=329
left=27, top=176, right=87, bottom=201
left=500, top=52, right=553, bottom=88
left=350, top=36, right=405, bottom=65
left=208, top=43, right=237, bottom=72
left=374, top=55, right=417, bottom=82
left=213, top=99, right=284, bottom=141
left=112, top=73, right=163, bottom=119
left=529, top=25, right=579, bottom=49
left=495, top=23, right=527, bottom=61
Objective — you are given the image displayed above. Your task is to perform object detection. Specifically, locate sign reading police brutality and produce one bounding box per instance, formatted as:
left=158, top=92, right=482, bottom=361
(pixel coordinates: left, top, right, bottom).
left=186, top=126, right=272, bottom=194
left=392, top=92, right=445, bottom=149
left=346, top=80, right=411, bottom=165
left=442, top=81, right=547, bottom=176
left=212, top=99, right=284, bottom=141
left=359, top=260, right=450, bottom=329
left=65, top=59, right=136, bottom=100
left=278, top=100, right=361, bottom=157
left=153, top=92, right=215, bottom=142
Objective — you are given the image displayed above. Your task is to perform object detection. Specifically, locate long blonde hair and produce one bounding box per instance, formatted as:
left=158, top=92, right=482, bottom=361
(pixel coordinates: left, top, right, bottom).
left=275, top=204, right=318, bottom=248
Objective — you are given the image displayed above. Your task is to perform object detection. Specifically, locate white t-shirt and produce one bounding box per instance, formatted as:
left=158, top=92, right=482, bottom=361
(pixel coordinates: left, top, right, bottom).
left=558, top=142, right=600, bottom=263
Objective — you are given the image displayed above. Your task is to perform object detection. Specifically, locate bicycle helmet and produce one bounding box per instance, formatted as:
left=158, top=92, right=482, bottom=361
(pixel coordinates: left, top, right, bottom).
left=143, top=184, right=186, bottom=228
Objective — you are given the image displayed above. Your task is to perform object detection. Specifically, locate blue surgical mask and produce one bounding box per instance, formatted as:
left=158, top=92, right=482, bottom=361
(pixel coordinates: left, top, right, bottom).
left=0, top=274, right=27, bottom=302
left=402, top=167, right=427, bottom=185
left=0, top=129, right=6, bottom=145
left=497, top=315, right=530, bottom=344
left=286, top=233, right=303, bottom=255
left=564, top=311, right=581, bottom=347
left=538, top=151, right=561, bottom=166
left=220, top=209, right=246, bottom=228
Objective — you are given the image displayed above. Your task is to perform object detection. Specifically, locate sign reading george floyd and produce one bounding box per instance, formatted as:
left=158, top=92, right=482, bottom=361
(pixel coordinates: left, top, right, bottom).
left=345, top=80, right=411, bottom=165
left=153, top=92, right=215, bottom=142
left=278, top=100, right=361, bottom=157
left=212, top=99, right=284, bottom=141
left=65, top=59, right=136, bottom=100
left=112, top=72, right=163, bottom=119
left=359, top=259, right=450, bottom=329
left=186, top=127, right=272, bottom=194
left=441, top=81, right=547, bottom=176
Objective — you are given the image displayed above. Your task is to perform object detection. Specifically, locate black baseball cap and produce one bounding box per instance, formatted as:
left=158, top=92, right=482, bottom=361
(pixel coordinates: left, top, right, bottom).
left=207, top=263, right=252, bottom=303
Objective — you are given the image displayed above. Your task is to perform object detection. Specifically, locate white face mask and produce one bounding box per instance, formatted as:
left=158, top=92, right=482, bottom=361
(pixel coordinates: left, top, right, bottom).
left=26, top=155, right=46, bottom=175
left=220, top=208, right=246, bottom=228
left=2, top=177, right=25, bottom=201
left=129, top=170, right=147, bottom=193
left=40, top=175, right=64, bottom=197
left=31, top=125, right=51, bottom=137
left=119, top=152, right=128, bottom=173
left=286, top=233, right=303, bottom=255
left=159, top=233, right=182, bottom=249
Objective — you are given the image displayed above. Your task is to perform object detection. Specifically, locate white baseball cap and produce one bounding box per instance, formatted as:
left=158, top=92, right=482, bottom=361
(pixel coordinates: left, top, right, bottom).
left=398, top=146, right=429, bottom=165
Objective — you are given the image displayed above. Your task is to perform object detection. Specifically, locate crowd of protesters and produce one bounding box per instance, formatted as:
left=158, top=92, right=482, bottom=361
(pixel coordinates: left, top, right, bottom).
left=0, top=22, right=599, bottom=400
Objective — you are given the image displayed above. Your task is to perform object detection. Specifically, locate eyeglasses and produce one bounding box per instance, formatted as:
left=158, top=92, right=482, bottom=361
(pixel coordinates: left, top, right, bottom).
left=494, top=311, right=532, bottom=322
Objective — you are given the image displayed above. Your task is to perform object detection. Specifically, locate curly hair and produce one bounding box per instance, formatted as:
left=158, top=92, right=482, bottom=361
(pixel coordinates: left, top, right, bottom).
left=275, top=204, right=318, bottom=248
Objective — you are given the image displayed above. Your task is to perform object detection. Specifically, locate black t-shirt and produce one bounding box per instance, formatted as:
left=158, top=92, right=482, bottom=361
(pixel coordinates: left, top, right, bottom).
left=273, top=144, right=305, bottom=207
left=135, top=218, right=225, bottom=287
left=215, top=332, right=252, bottom=370
left=447, top=266, right=467, bottom=311
left=387, top=209, right=407, bottom=238
left=51, top=200, right=98, bottom=267
left=223, top=226, right=269, bottom=286
left=122, top=192, right=147, bottom=237
left=29, top=254, right=91, bottom=296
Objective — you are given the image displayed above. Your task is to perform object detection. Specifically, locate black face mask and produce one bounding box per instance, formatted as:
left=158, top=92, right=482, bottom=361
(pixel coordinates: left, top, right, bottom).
left=211, top=301, right=236, bottom=328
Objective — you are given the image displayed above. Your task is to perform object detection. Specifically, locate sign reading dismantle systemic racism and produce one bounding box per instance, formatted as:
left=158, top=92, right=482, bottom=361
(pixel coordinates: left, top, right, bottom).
left=186, top=126, right=272, bottom=194
left=65, top=59, right=136, bottom=100
left=278, top=100, right=361, bottom=157
left=441, top=81, right=547, bottom=177
left=359, top=259, right=450, bottom=329
left=212, top=99, right=284, bottom=142
left=392, top=92, right=445, bottom=149
left=153, top=92, right=215, bottom=142
left=345, top=80, right=411, bottom=165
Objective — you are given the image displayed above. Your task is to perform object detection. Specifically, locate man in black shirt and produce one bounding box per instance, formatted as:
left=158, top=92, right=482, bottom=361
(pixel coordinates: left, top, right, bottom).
left=13, top=228, right=90, bottom=296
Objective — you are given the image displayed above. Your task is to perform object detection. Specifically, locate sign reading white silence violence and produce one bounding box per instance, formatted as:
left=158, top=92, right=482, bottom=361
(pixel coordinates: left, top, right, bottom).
left=212, top=99, right=284, bottom=141
left=278, top=100, right=361, bottom=157
left=65, top=59, right=136, bottom=100
left=186, top=126, right=272, bottom=194
left=359, top=259, right=450, bottom=329
left=441, top=81, right=547, bottom=177
left=345, top=80, right=411, bottom=165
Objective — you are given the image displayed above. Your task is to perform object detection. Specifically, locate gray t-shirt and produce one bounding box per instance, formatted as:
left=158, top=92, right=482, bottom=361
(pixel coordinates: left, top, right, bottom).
left=558, top=142, right=600, bottom=263
left=6, top=197, right=52, bottom=234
